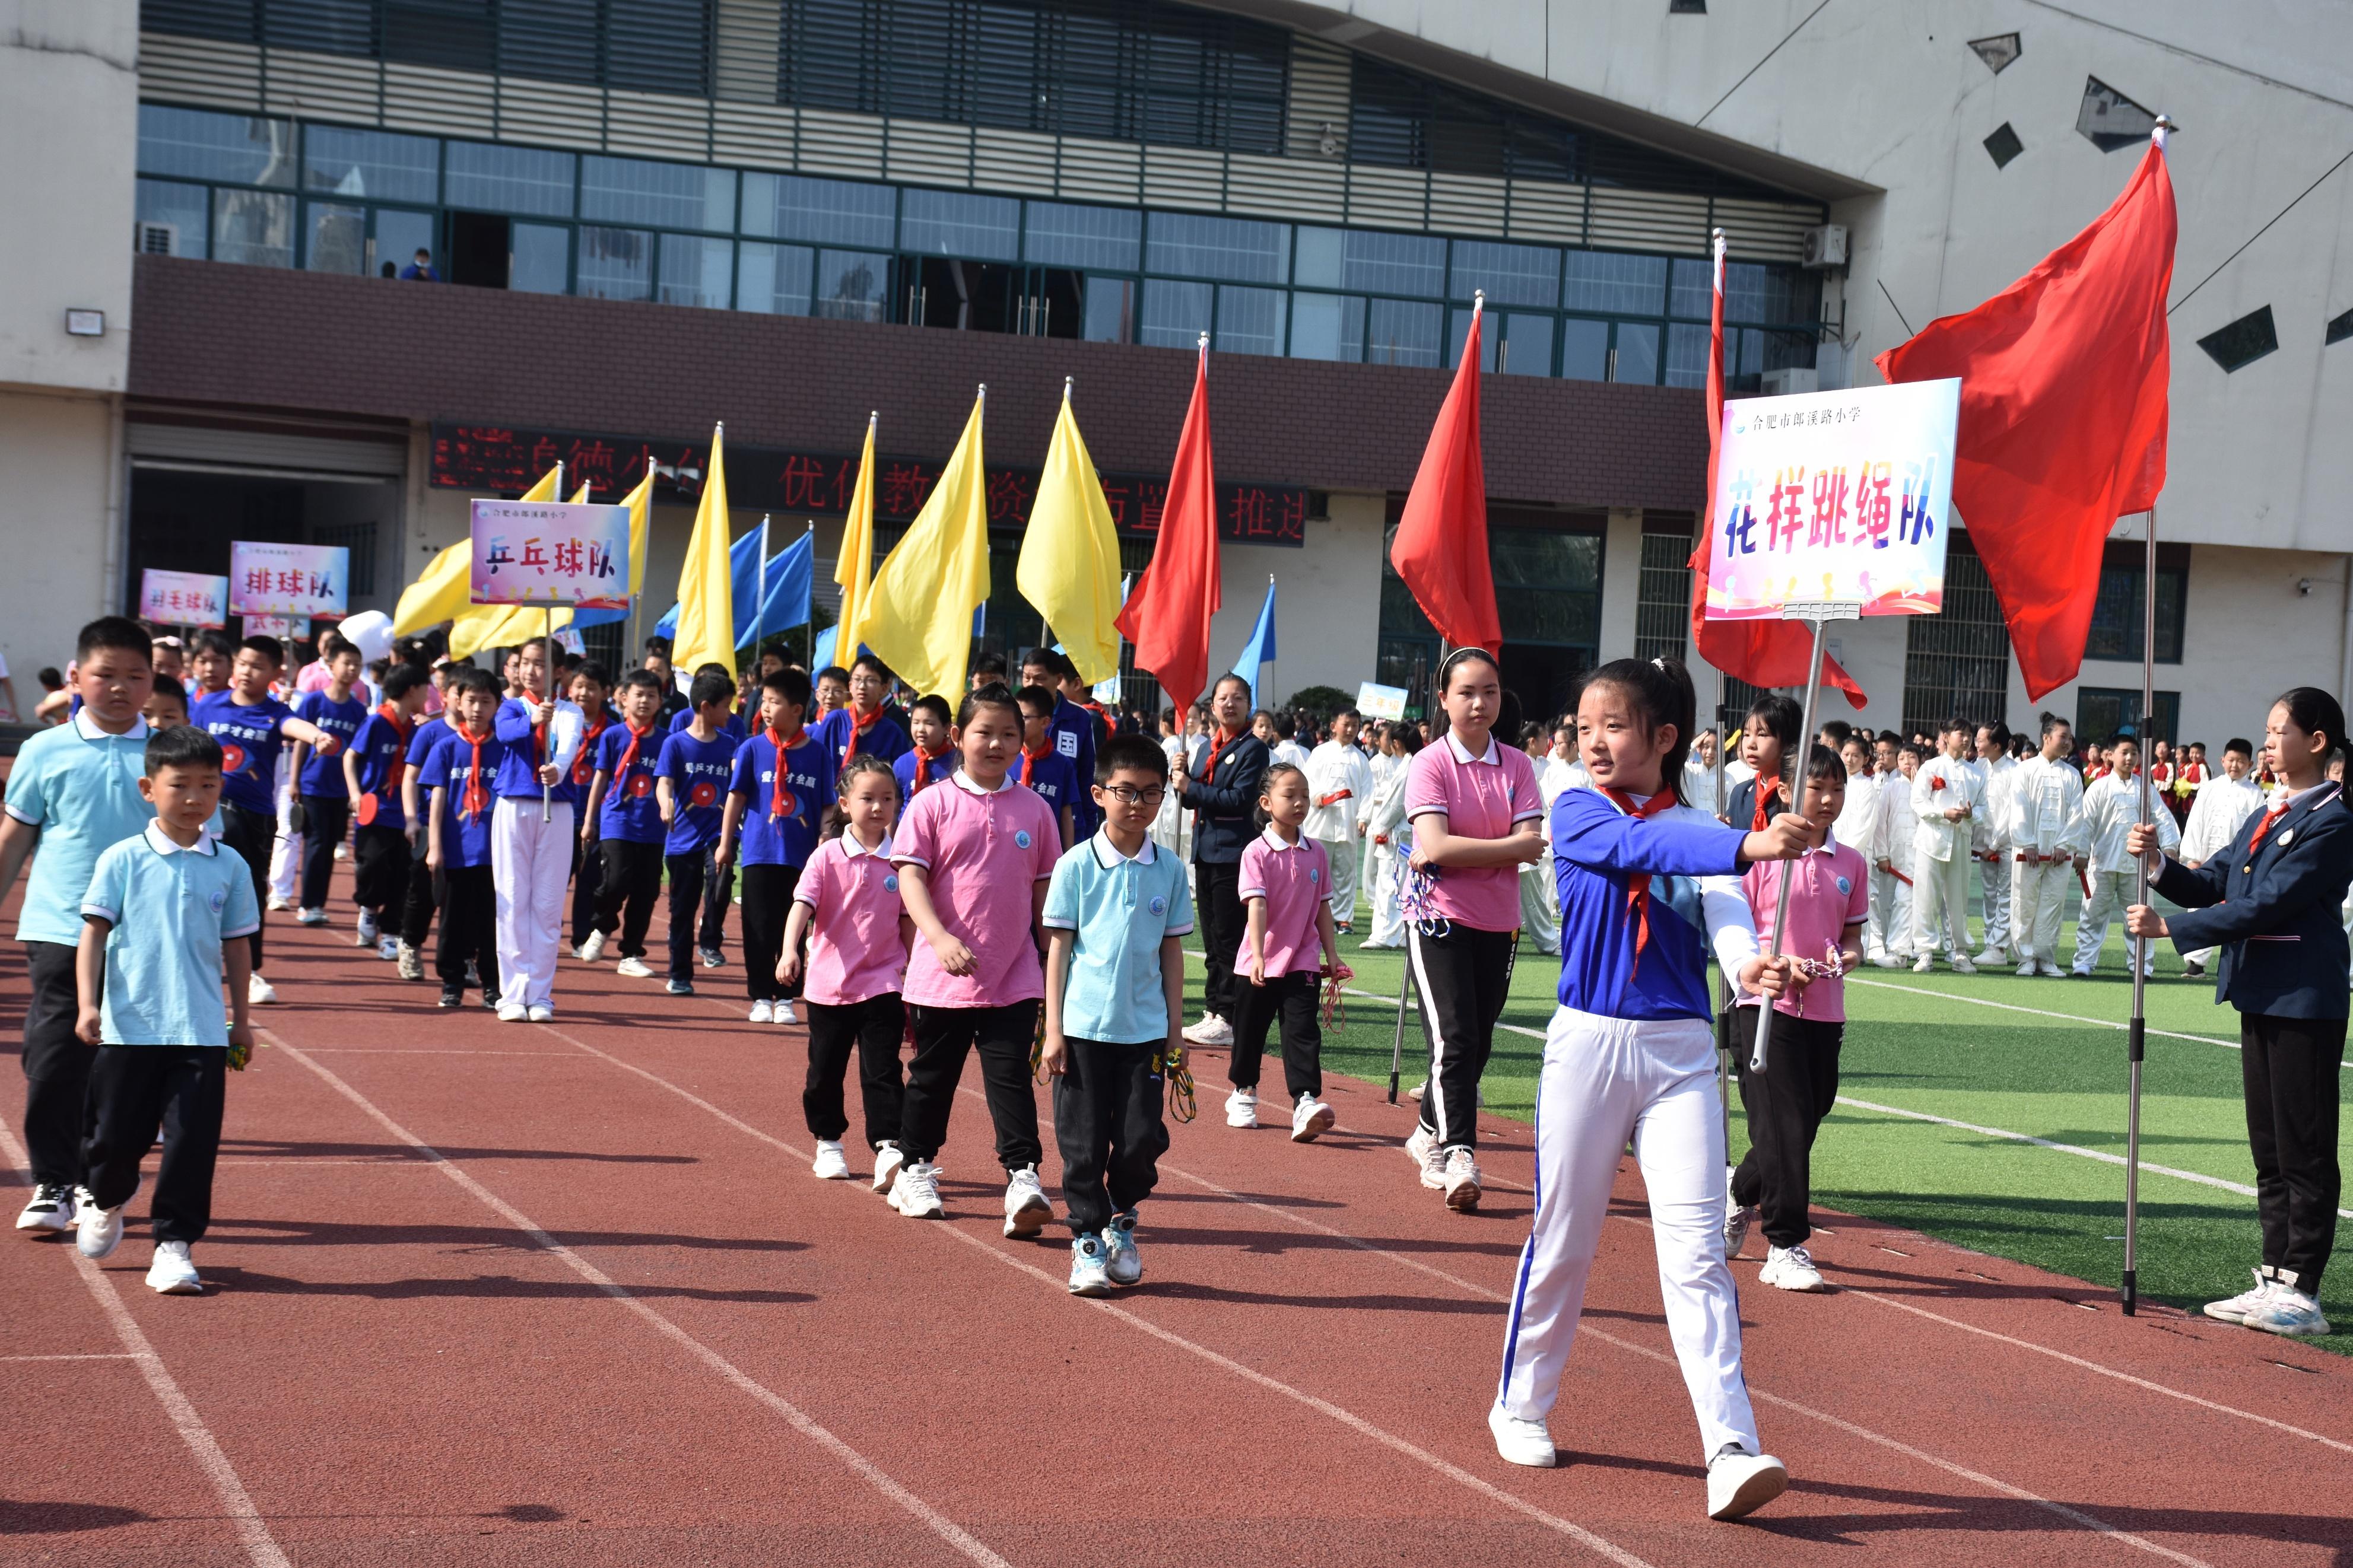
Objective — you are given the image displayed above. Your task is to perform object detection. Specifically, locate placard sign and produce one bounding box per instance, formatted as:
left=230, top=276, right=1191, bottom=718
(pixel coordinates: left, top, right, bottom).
left=1704, top=378, right=1960, bottom=619
left=1356, top=681, right=1409, bottom=723
left=139, top=569, right=229, bottom=629
left=469, top=500, right=631, bottom=609
left=230, top=542, right=350, bottom=619
left=241, top=614, right=299, bottom=640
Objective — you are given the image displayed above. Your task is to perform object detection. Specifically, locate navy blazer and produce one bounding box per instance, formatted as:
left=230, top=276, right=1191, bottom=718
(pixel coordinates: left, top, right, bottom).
left=1187, top=733, right=1269, bottom=866
left=2155, top=782, right=2353, bottom=1020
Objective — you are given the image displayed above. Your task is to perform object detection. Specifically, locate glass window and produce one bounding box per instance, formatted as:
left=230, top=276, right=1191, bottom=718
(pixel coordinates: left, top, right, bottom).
left=1903, top=537, right=2014, bottom=734
left=1344, top=230, right=1444, bottom=297
left=1449, top=239, right=1559, bottom=307
left=1145, top=212, right=1287, bottom=284
left=304, top=201, right=366, bottom=273
left=302, top=125, right=437, bottom=205
left=2084, top=545, right=2187, bottom=663
left=1563, top=250, right=1666, bottom=314
left=1082, top=275, right=1135, bottom=343
left=737, top=242, right=814, bottom=315
left=583, top=154, right=734, bottom=232
left=2074, top=688, right=2180, bottom=748
left=138, top=105, right=294, bottom=187
left=1501, top=312, right=1552, bottom=376
left=374, top=209, right=436, bottom=277
left=1612, top=321, right=1659, bottom=384
left=1725, top=261, right=1811, bottom=326
left=444, top=141, right=576, bottom=217
left=900, top=188, right=1020, bottom=260
left=577, top=225, right=653, bottom=301
left=1217, top=285, right=1286, bottom=357
left=512, top=222, right=569, bottom=294
left=1663, top=322, right=1710, bottom=388
left=1139, top=279, right=1212, bottom=348
left=1668, top=256, right=1712, bottom=319
left=1492, top=529, right=1603, bottom=646
left=658, top=233, right=733, bottom=308
left=746, top=173, right=897, bottom=249
left=1024, top=202, right=1141, bottom=271
left=815, top=249, right=888, bottom=321
left=214, top=190, right=294, bottom=268
left=1560, top=317, right=1609, bottom=381
left=1294, top=225, right=1344, bottom=288
left=1289, top=292, right=1364, bottom=362
left=1365, top=298, right=1441, bottom=366
left=1635, top=526, right=1694, bottom=663
left=134, top=179, right=209, bottom=259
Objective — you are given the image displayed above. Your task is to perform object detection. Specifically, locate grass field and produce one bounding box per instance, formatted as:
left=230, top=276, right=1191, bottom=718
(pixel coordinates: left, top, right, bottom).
left=1180, top=896, right=2353, bottom=1354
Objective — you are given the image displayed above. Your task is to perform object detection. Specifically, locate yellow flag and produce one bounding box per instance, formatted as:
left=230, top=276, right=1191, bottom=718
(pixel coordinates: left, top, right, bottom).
left=864, top=390, right=989, bottom=698
left=445, top=467, right=573, bottom=656
left=1017, top=383, right=1123, bottom=686
left=400, top=464, right=560, bottom=636
left=619, top=467, right=655, bottom=600
left=831, top=414, right=879, bottom=663
left=670, top=424, right=735, bottom=678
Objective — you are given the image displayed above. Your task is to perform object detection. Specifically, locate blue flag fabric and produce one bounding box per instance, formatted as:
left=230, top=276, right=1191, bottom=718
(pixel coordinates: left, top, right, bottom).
left=654, top=529, right=814, bottom=647
left=1228, top=578, right=1277, bottom=710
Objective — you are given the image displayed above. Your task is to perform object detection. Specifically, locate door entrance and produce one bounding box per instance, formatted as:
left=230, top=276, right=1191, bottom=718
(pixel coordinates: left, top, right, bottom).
left=902, top=259, right=1084, bottom=335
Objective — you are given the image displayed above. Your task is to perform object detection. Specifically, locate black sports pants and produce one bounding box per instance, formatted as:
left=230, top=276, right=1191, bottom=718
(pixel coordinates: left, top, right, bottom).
left=81, top=1045, right=227, bottom=1245
left=2241, top=1012, right=2346, bottom=1295
left=1195, top=861, right=1244, bottom=1019
left=1053, top=1035, right=1168, bottom=1234
left=899, top=1001, right=1041, bottom=1171
left=1408, top=922, right=1514, bottom=1151
left=1729, top=1007, right=1844, bottom=1249
left=18, top=941, right=90, bottom=1190
left=803, top=994, right=907, bottom=1148
left=1228, top=969, right=1323, bottom=1100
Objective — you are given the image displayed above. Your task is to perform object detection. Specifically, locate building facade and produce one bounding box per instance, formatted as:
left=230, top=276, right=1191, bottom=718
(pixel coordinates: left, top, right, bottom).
left=4, top=0, right=2349, bottom=746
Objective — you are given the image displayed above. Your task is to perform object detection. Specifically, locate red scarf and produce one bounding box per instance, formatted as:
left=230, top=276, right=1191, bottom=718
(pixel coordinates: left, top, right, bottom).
left=2247, top=800, right=2292, bottom=854
left=1749, top=774, right=1783, bottom=832
left=612, top=718, right=655, bottom=785
left=1019, top=745, right=1049, bottom=787
left=839, top=704, right=882, bottom=768
left=767, top=725, right=804, bottom=820
left=574, top=714, right=609, bottom=785
left=1600, top=786, right=1683, bottom=972
left=455, top=723, right=491, bottom=820
left=373, top=701, right=412, bottom=800
left=910, top=745, right=950, bottom=792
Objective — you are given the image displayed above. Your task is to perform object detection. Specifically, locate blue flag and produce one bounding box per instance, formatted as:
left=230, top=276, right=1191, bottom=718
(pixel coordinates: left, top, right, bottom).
left=655, top=528, right=814, bottom=647
left=1228, top=577, right=1277, bottom=711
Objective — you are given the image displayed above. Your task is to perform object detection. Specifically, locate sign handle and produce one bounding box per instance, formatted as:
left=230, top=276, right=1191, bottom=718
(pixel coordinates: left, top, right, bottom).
left=541, top=603, right=554, bottom=824
left=1746, top=606, right=1855, bottom=1074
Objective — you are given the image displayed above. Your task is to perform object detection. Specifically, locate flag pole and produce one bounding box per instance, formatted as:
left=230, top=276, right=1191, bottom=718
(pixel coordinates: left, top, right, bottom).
left=1264, top=572, right=1277, bottom=714
left=753, top=513, right=770, bottom=687
left=1390, top=635, right=1443, bottom=1104
left=544, top=460, right=562, bottom=823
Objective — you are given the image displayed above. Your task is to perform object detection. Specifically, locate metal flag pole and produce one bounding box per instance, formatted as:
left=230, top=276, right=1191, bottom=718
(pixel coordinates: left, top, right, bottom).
left=752, top=513, right=770, bottom=685
left=1389, top=635, right=1444, bottom=1105
left=543, top=461, right=563, bottom=823
left=2123, top=500, right=2160, bottom=1316
left=1715, top=661, right=1735, bottom=1172
left=1263, top=572, right=1277, bottom=714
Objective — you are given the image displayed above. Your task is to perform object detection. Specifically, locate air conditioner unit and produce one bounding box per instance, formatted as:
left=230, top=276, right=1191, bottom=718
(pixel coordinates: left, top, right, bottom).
left=135, top=221, right=177, bottom=256
left=1801, top=223, right=1848, bottom=269
left=1762, top=367, right=1820, bottom=396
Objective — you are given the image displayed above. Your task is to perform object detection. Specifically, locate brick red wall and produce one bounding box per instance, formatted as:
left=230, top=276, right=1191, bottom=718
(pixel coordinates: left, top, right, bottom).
left=128, top=255, right=1707, bottom=510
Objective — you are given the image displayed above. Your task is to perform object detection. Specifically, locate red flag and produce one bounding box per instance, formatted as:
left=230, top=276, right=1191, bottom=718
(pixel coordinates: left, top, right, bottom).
left=1118, top=344, right=1221, bottom=713
left=1878, top=135, right=2174, bottom=701
left=1688, top=236, right=1866, bottom=708
left=1390, top=302, right=1503, bottom=653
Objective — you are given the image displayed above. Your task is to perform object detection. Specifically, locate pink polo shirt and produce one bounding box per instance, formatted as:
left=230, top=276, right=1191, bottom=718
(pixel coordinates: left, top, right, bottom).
left=891, top=770, right=1062, bottom=1009
left=1403, top=732, right=1544, bottom=933
left=1738, top=836, right=1869, bottom=1022
left=1236, top=828, right=1330, bottom=978
left=792, top=829, right=908, bottom=1006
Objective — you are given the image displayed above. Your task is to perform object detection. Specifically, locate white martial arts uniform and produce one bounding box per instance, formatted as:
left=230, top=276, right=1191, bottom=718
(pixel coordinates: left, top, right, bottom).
left=489, top=698, right=585, bottom=1010
left=1832, top=768, right=1884, bottom=958
left=1304, top=737, right=1374, bottom=930
left=1869, top=768, right=1919, bottom=961
left=1362, top=756, right=1413, bottom=949
left=2007, top=754, right=2085, bottom=972
left=2177, top=772, right=2268, bottom=969
left=267, top=755, right=302, bottom=904
left=2071, top=770, right=2179, bottom=977
left=1910, top=752, right=1984, bottom=961
left=1520, top=754, right=1586, bottom=958
left=1971, top=753, right=2017, bottom=959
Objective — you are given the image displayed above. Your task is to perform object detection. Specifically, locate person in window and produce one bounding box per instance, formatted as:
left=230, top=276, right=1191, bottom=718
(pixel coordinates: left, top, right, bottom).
left=398, top=249, right=440, bottom=282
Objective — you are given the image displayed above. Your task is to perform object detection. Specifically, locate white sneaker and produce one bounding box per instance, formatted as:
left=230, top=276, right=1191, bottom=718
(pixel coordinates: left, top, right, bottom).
left=496, top=1001, right=528, bottom=1023
left=811, top=1140, right=851, bottom=1180
left=1760, top=1243, right=1827, bottom=1292
left=2015, top=960, right=2038, bottom=977
left=332, top=843, right=348, bottom=861
left=615, top=956, right=654, bottom=979
left=526, top=1004, right=554, bottom=1023
left=1406, top=1079, right=1427, bottom=1101
left=773, top=1001, right=796, bottom=1025
left=376, top=936, right=401, bottom=960
left=1949, top=955, right=1977, bottom=975
left=396, top=940, right=423, bottom=980
left=890, top=1160, right=944, bottom=1218
left=77, top=1197, right=125, bottom=1260
left=14, top=1183, right=75, bottom=1234
left=1443, top=1147, right=1482, bottom=1211
left=1723, top=1169, right=1754, bottom=1258
left=1872, top=953, right=1906, bottom=969
left=247, top=972, right=278, bottom=1006
left=1068, top=1234, right=1114, bottom=1297
left=2038, top=962, right=2065, bottom=978
left=1003, top=1165, right=1052, bottom=1239
left=1488, top=1404, right=1557, bottom=1468
left=2203, top=1268, right=2277, bottom=1325
left=1973, top=947, right=2005, bottom=968
left=266, top=893, right=292, bottom=912
left=356, top=911, right=380, bottom=944
left=748, top=1000, right=773, bottom=1024
left=1910, top=954, right=1934, bottom=974
left=1103, top=1212, right=1142, bottom=1285
left=1405, top=1124, right=1446, bottom=1189
left=1706, top=1444, right=1789, bottom=1521
left=1182, top=1013, right=1232, bottom=1047
left=1290, top=1092, right=1335, bottom=1143
left=296, top=907, right=327, bottom=927
left=145, top=1241, right=202, bottom=1295
left=579, top=930, right=607, bottom=964
left=871, top=1142, right=906, bottom=1195
left=1225, top=1087, right=1258, bottom=1128
left=2245, top=1285, right=2332, bottom=1338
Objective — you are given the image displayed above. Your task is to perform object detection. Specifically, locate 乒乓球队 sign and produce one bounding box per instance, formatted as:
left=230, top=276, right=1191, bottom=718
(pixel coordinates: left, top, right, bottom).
left=1704, top=378, right=1960, bottom=619
left=469, top=500, right=631, bottom=609
left=139, top=569, right=229, bottom=629
left=230, top=541, right=350, bottom=619
left=1357, top=682, right=1409, bottom=723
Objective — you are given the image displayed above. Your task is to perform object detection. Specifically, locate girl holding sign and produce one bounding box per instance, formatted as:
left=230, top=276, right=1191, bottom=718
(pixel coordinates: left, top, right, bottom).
left=488, top=637, right=585, bottom=1022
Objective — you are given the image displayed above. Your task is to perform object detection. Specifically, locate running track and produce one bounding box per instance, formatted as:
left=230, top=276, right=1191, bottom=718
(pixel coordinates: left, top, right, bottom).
left=4, top=877, right=2351, bottom=1566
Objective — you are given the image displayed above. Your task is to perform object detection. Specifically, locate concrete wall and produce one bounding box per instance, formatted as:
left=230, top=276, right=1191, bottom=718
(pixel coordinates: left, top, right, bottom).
left=0, top=390, right=119, bottom=694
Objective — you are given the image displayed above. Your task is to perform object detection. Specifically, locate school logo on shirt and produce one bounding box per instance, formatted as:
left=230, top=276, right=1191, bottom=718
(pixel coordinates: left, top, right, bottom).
left=884, top=874, right=899, bottom=892
left=1014, top=829, right=1033, bottom=848
left=1149, top=894, right=1167, bottom=915
left=1056, top=730, right=1078, bottom=759
left=1836, top=874, right=1852, bottom=895
left=688, top=780, right=719, bottom=808
left=220, top=742, right=247, bottom=775
left=572, top=753, right=595, bottom=785
left=1309, top=866, right=1320, bottom=883
left=628, top=772, right=655, bottom=798
left=208, top=889, right=227, bottom=914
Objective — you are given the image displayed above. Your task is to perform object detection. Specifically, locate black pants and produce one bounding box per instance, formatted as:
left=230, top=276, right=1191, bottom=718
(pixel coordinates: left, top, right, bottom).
left=595, top=839, right=663, bottom=959
left=2241, top=1012, right=2346, bottom=1295
left=1195, top=860, right=1244, bottom=1019
left=1229, top=969, right=1322, bottom=1100
left=399, top=837, right=439, bottom=949
left=1729, top=1007, right=1844, bottom=1248
left=352, top=823, right=410, bottom=916
left=81, top=1045, right=226, bottom=1245
left=1409, top=922, right=1516, bottom=1151
left=437, top=864, right=497, bottom=993
left=218, top=804, right=272, bottom=968
left=804, top=994, right=906, bottom=1147
left=701, top=845, right=734, bottom=953
left=1054, top=1035, right=1168, bottom=1234
left=665, top=851, right=713, bottom=982
left=19, top=941, right=90, bottom=1190
left=739, top=864, right=801, bottom=1003
left=297, top=793, right=350, bottom=911
left=571, top=837, right=602, bottom=952
left=900, top=1001, right=1042, bottom=1171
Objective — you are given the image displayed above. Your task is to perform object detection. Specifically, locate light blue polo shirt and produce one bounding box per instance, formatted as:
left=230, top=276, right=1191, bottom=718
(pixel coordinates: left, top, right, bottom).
left=5, top=711, right=155, bottom=948
left=1042, top=832, right=1195, bottom=1045
left=80, top=825, right=261, bottom=1047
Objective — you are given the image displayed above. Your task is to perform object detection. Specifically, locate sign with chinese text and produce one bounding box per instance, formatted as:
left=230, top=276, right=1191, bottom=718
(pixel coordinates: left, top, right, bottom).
left=241, top=614, right=299, bottom=640
left=1356, top=682, right=1409, bottom=723
left=138, top=569, right=229, bottom=629
left=229, top=542, right=349, bottom=619
left=1704, top=379, right=1960, bottom=619
left=468, top=500, right=632, bottom=609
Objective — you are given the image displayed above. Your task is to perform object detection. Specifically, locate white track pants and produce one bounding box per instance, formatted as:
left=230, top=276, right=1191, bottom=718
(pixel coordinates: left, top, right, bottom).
left=1495, top=1006, right=1761, bottom=1461
left=1519, top=851, right=1560, bottom=957
left=1366, top=843, right=1408, bottom=947
left=1911, top=850, right=1970, bottom=959
left=2073, top=869, right=2151, bottom=976
left=492, top=797, right=573, bottom=1009
left=1865, top=866, right=1910, bottom=958
left=1976, top=853, right=2012, bottom=953
left=2011, top=858, right=2071, bottom=966
left=1313, top=834, right=1360, bottom=930
left=269, top=774, right=301, bottom=901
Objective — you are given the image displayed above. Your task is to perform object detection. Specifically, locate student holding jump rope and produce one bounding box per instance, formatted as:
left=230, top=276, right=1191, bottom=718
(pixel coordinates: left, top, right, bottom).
left=1490, top=654, right=1810, bottom=1523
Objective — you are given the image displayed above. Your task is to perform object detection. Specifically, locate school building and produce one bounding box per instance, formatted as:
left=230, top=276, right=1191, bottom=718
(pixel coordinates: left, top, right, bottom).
left=5, top=1, right=2349, bottom=746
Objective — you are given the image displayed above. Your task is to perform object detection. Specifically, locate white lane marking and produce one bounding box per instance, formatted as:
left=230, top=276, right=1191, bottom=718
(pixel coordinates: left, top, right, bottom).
left=265, top=1032, right=1017, bottom=1568
left=0, top=1351, right=142, bottom=1362
left=294, top=1048, right=584, bottom=1056
left=1842, top=974, right=2268, bottom=1053
left=0, top=1123, right=293, bottom=1568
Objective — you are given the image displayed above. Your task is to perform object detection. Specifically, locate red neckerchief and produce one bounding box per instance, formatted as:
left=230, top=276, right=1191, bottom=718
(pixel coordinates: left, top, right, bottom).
left=910, top=745, right=950, bottom=791
left=455, top=723, right=491, bottom=820
left=840, top=704, right=881, bottom=768
left=2246, top=800, right=2293, bottom=854
left=1195, top=726, right=1247, bottom=823
left=767, top=725, right=805, bottom=820
left=574, top=713, right=609, bottom=784
left=1020, top=745, right=1049, bottom=788
left=374, top=702, right=412, bottom=800
left=612, top=718, right=655, bottom=784
left=516, top=694, right=548, bottom=765
left=1749, top=774, right=1783, bottom=832
left=1599, top=786, right=1682, bottom=972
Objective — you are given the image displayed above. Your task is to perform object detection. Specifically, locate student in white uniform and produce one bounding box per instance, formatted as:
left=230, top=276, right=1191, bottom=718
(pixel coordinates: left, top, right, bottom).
left=1361, top=723, right=1419, bottom=950
left=1684, top=727, right=1729, bottom=816
left=1971, top=721, right=2018, bottom=966
left=1910, top=718, right=1984, bottom=972
left=2008, top=714, right=2087, bottom=977
left=1870, top=742, right=1922, bottom=966
left=2072, top=734, right=2179, bottom=978
left=1303, top=708, right=1374, bottom=933
left=1523, top=722, right=1585, bottom=959
left=1831, top=736, right=1881, bottom=956
left=2178, top=737, right=2269, bottom=977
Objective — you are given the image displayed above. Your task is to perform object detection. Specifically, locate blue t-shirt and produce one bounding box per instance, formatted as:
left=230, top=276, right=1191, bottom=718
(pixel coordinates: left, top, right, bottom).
left=1049, top=696, right=1101, bottom=837
left=669, top=707, right=747, bottom=740
left=1017, top=749, right=1081, bottom=841
left=658, top=729, right=738, bottom=854
left=3, top=713, right=158, bottom=947
left=348, top=710, right=412, bottom=832
left=729, top=731, right=836, bottom=868
left=80, top=825, right=261, bottom=1047
left=813, top=706, right=912, bottom=766
left=193, top=691, right=297, bottom=815
left=293, top=689, right=367, bottom=796
left=894, top=746, right=959, bottom=800
left=493, top=696, right=588, bottom=806
left=593, top=721, right=666, bottom=844
left=418, top=728, right=504, bottom=867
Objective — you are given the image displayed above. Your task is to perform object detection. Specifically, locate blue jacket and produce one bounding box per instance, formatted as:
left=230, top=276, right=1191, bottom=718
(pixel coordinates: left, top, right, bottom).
left=1551, top=789, right=1757, bottom=1022
left=1187, top=731, right=1269, bottom=866
left=2156, top=781, right=2353, bottom=1021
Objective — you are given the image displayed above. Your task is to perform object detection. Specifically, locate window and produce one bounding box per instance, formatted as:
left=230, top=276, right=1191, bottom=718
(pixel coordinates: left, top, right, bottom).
left=1635, top=518, right=1695, bottom=663
left=374, top=208, right=436, bottom=275
left=1563, top=251, right=1665, bottom=315
left=583, top=155, right=733, bottom=232
left=1984, top=122, right=2024, bottom=170
left=2197, top=306, right=2278, bottom=373
left=138, top=106, right=293, bottom=187
left=1448, top=240, right=1558, bottom=308
left=1146, top=212, right=1287, bottom=284
left=1901, top=533, right=2011, bottom=736
left=1493, top=519, right=1605, bottom=723
left=214, top=190, right=294, bottom=268
left=1365, top=298, right=1440, bottom=365
left=1339, top=229, right=1443, bottom=297
left=1289, top=292, right=1364, bottom=361
left=2077, top=77, right=2156, bottom=152
left=2076, top=688, right=2180, bottom=748
left=1663, top=322, right=1710, bottom=388
left=2084, top=540, right=2187, bottom=663
left=1612, top=321, right=1659, bottom=384
left=1023, top=202, right=1141, bottom=271
left=1082, top=275, right=1134, bottom=342
left=2329, top=306, right=2353, bottom=346
left=304, top=202, right=367, bottom=273
left=1139, top=278, right=1212, bottom=348
left=577, top=225, right=653, bottom=300
left=135, top=179, right=209, bottom=259
left=900, top=188, right=1020, bottom=260
left=444, top=140, right=575, bottom=217
left=512, top=223, right=570, bottom=293
left=746, top=171, right=896, bottom=248
left=1215, top=285, right=1285, bottom=357
left=658, top=233, right=732, bottom=307
left=303, top=125, right=439, bottom=205
left=1970, top=33, right=2022, bottom=74
left=738, top=242, right=815, bottom=314
left=814, top=247, right=887, bottom=320
left=1560, top=317, right=1608, bottom=381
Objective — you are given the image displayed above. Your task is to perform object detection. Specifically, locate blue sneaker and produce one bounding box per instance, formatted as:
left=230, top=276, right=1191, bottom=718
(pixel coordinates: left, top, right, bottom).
left=1103, top=1211, right=1142, bottom=1286
left=1068, top=1234, right=1113, bottom=1297
left=2244, top=1286, right=2331, bottom=1338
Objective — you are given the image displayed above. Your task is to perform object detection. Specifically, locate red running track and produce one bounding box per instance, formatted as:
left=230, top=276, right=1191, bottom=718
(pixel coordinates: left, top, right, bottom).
left=4, top=878, right=2352, bottom=1566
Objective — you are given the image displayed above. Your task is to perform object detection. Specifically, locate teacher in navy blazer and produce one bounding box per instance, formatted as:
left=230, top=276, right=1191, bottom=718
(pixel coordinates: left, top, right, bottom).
left=2129, top=686, right=2353, bottom=1340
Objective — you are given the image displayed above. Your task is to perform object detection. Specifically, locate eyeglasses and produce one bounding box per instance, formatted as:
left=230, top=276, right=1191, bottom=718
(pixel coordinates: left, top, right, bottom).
left=1100, top=785, right=1166, bottom=807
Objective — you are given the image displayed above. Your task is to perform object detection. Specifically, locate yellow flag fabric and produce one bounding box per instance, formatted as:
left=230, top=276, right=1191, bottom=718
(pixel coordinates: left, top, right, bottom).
left=1017, top=389, right=1123, bottom=686
left=443, top=467, right=571, bottom=656
left=396, top=464, right=560, bottom=635
left=620, top=467, right=655, bottom=599
left=863, top=391, right=989, bottom=698
left=670, top=425, right=735, bottom=679
left=831, top=416, right=879, bottom=663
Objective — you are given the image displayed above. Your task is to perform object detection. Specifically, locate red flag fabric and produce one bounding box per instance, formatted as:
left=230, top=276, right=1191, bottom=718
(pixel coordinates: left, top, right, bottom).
left=1390, top=303, right=1503, bottom=653
left=1118, top=345, right=1221, bottom=713
left=1876, top=136, right=2174, bottom=701
left=1688, top=238, right=1866, bottom=708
